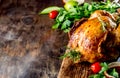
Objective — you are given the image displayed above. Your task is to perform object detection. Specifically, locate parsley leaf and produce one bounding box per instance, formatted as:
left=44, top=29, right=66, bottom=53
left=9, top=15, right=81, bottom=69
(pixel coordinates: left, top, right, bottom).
left=60, top=48, right=81, bottom=62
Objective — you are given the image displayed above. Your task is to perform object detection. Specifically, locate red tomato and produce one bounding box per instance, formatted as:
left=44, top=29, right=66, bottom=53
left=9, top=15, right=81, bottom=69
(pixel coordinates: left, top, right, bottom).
left=49, top=10, right=58, bottom=19
left=91, top=62, right=102, bottom=73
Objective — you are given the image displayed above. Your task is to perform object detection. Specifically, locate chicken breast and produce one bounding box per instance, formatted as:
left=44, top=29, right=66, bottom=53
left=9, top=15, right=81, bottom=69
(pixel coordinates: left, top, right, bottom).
left=67, top=10, right=120, bottom=63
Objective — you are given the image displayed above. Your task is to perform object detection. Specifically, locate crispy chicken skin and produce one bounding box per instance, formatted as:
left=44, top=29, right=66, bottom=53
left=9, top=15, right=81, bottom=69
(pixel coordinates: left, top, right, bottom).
left=113, top=24, right=120, bottom=46
left=68, top=10, right=120, bottom=63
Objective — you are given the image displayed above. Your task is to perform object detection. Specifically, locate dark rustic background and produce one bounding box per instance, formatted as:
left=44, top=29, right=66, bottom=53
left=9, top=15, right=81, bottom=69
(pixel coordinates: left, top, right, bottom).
left=0, top=0, right=69, bottom=78
left=0, top=0, right=110, bottom=78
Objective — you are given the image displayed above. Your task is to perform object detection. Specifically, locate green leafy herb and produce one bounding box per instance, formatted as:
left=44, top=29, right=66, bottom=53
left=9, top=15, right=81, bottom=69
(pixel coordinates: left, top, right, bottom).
left=60, top=48, right=81, bottom=62
left=40, top=0, right=120, bottom=32
left=52, top=23, right=60, bottom=29
left=89, top=74, right=105, bottom=78
left=100, top=62, right=109, bottom=73
left=39, top=6, right=61, bottom=14
left=110, top=68, right=119, bottom=78
left=89, top=62, right=119, bottom=78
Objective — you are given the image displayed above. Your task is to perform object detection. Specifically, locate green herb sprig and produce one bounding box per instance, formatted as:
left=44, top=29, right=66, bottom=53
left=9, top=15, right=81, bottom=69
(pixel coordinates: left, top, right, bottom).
left=60, top=49, right=81, bottom=62
left=40, top=0, right=120, bottom=32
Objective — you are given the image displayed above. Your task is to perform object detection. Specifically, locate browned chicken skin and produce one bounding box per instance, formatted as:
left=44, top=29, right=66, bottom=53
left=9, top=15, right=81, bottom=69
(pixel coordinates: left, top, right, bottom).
left=68, top=10, right=120, bottom=63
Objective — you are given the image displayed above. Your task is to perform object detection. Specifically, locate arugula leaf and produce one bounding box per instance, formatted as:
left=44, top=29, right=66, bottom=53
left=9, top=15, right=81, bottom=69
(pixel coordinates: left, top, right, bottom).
left=61, top=20, right=71, bottom=30
left=58, top=13, right=66, bottom=22
left=52, top=23, right=60, bottom=29
left=109, top=68, right=119, bottom=78
left=64, top=28, right=71, bottom=33
left=89, top=74, right=105, bottom=78
left=39, top=6, right=61, bottom=14
left=99, top=62, right=108, bottom=74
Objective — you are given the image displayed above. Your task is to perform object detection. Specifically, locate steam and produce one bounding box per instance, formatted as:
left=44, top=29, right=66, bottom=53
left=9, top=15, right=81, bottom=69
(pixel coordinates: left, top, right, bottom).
left=0, top=54, right=35, bottom=78
left=3, top=31, right=16, bottom=41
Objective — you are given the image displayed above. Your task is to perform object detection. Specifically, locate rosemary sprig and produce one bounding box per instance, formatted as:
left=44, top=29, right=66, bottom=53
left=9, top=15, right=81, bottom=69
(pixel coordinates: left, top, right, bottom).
left=97, top=16, right=107, bottom=32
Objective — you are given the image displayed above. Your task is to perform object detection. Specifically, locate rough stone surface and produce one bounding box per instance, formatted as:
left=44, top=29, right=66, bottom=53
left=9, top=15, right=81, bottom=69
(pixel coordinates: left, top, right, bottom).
left=0, top=0, right=68, bottom=78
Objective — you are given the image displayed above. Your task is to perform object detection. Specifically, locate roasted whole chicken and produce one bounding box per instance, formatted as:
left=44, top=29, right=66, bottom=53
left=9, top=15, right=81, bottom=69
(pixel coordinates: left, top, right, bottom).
left=67, top=10, right=120, bottom=63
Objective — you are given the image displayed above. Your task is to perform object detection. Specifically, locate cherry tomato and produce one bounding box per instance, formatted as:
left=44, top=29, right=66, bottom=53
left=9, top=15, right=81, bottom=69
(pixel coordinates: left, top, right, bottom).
left=64, top=1, right=78, bottom=11
left=91, top=62, right=102, bottom=73
left=49, top=10, right=58, bottom=19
